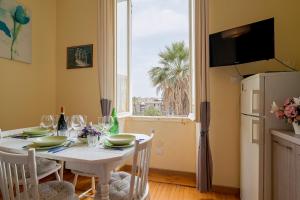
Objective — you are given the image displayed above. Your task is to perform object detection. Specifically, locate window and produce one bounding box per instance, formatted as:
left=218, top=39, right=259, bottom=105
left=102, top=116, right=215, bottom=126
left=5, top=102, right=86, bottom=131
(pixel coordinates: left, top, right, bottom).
left=116, top=0, right=194, bottom=117
left=116, top=0, right=130, bottom=114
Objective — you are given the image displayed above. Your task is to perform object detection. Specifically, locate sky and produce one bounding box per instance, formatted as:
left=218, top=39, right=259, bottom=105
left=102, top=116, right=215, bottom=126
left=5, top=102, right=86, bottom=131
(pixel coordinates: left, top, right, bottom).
left=118, top=0, right=189, bottom=98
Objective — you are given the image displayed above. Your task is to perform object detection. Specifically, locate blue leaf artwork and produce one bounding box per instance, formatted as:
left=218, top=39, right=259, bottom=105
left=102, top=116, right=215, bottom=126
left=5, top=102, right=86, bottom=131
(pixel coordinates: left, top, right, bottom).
left=0, top=0, right=31, bottom=63
left=0, top=20, right=11, bottom=37
left=14, top=5, right=30, bottom=25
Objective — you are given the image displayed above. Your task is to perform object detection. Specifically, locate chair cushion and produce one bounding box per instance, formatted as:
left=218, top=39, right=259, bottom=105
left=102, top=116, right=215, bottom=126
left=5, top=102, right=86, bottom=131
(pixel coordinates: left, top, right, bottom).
left=109, top=172, right=131, bottom=200
left=18, top=158, right=58, bottom=178
left=36, top=158, right=59, bottom=176
left=109, top=172, right=133, bottom=200
left=21, top=181, right=78, bottom=200
left=38, top=181, right=78, bottom=200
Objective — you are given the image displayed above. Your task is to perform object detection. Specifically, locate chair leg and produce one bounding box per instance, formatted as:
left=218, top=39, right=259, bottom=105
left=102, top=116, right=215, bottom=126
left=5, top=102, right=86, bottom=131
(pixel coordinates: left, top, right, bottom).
left=59, top=161, right=64, bottom=180
left=55, top=171, right=61, bottom=181
left=92, top=177, right=96, bottom=193
left=73, top=174, right=78, bottom=187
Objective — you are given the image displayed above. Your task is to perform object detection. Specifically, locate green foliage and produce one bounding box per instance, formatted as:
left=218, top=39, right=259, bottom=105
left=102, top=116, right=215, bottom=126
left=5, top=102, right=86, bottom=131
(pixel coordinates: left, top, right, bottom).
left=144, top=106, right=161, bottom=116
left=148, top=41, right=190, bottom=115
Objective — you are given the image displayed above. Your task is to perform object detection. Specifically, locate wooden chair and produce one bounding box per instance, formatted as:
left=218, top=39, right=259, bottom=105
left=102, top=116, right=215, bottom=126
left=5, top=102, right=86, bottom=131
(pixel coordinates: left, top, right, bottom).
left=65, top=122, right=129, bottom=198
left=0, top=128, right=62, bottom=182
left=109, top=134, right=154, bottom=200
left=67, top=133, right=154, bottom=200
left=67, top=168, right=96, bottom=199
left=0, top=149, right=78, bottom=200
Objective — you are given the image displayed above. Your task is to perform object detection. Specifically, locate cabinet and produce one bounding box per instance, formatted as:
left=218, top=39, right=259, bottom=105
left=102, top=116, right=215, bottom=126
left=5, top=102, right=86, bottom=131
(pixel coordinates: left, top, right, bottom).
left=272, top=136, right=295, bottom=200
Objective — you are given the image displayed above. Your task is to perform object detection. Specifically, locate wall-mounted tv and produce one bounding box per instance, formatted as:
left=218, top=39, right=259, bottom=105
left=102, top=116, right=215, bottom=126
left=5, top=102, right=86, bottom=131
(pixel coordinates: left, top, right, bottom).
left=209, top=18, right=275, bottom=67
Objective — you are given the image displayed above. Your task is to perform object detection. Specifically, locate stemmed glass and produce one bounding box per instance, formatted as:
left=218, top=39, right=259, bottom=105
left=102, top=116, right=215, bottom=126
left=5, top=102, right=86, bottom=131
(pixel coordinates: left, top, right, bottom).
left=52, top=115, right=59, bottom=131
left=98, top=116, right=112, bottom=136
left=40, top=115, right=54, bottom=129
left=70, top=115, right=87, bottom=138
left=50, top=115, right=60, bottom=136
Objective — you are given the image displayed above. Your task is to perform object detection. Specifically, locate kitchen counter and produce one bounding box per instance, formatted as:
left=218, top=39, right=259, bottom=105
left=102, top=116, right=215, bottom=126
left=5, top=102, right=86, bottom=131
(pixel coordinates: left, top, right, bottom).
left=271, top=129, right=300, bottom=146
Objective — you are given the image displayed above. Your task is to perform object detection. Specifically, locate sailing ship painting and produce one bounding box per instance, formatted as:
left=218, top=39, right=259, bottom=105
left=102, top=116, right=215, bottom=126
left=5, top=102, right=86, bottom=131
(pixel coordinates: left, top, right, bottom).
left=67, top=44, right=93, bottom=69
left=0, top=0, right=32, bottom=63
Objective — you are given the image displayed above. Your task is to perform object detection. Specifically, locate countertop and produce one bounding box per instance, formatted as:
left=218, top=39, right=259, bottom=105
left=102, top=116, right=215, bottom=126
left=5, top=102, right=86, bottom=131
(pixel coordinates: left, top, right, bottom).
left=271, top=129, right=300, bottom=145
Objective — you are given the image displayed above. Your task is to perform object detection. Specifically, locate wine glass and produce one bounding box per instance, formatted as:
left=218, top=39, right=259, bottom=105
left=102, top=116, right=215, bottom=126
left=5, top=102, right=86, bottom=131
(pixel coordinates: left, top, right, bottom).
left=51, top=115, right=59, bottom=136
left=40, top=115, right=54, bottom=129
left=81, top=115, right=87, bottom=127
left=71, top=115, right=87, bottom=138
left=64, top=116, right=72, bottom=137
left=98, top=116, right=112, bottom=135
left=52, top=115, right=59, bottom=130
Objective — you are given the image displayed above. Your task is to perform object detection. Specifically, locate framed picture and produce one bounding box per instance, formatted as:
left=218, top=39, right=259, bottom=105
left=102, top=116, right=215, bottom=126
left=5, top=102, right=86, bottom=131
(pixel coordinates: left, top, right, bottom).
left=0, top=0, right=32, bottom=63
left=67, top=44, right=93, bottom=69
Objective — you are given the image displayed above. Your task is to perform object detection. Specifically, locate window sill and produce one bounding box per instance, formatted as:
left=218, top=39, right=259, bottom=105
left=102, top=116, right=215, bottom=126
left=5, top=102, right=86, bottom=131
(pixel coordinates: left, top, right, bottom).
left=125, top=115, right=194, bottom=123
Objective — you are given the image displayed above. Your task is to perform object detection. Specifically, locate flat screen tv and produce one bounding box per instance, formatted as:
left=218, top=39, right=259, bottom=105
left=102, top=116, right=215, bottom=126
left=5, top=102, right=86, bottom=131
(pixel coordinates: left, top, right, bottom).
left=209, top=18, right=274, bottom=67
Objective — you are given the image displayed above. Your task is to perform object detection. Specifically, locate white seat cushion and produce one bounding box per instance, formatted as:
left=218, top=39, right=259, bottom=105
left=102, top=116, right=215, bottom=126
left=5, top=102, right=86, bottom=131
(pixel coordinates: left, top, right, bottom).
left=109, top=172, right=132, bottom=200
left=38, top=181, right=78, bottom=200
left=21, top=181, right=78, bottom=200
left=17, top=158, right=59, bottom=178
left=109, top=172, right=150, bottom=200
left=36, top=158, right=60, bottom=176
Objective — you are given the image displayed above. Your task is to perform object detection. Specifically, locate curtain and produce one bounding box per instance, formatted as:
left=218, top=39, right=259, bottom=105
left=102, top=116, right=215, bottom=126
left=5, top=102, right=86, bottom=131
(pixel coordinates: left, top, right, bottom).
left=97, top=0, right=116, bottom=117
left=195, top=0, right=213, bottom=192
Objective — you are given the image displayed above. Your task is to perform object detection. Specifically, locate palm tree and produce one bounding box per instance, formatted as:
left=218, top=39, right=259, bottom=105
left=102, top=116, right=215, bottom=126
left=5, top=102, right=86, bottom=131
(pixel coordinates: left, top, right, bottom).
left=148, top=42, right=190, bottom=115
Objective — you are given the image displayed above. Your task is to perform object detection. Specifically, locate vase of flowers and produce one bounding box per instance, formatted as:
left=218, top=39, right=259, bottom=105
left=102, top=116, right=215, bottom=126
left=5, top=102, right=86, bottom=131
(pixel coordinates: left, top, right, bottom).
left=271, top=97, right=300, bottom=134
left=79, top=123, right=102, bottom=147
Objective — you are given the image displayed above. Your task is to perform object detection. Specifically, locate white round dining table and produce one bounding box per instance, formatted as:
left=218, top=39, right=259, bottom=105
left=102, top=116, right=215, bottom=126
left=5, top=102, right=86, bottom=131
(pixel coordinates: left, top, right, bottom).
left=0, top=127, right=151, bottom=200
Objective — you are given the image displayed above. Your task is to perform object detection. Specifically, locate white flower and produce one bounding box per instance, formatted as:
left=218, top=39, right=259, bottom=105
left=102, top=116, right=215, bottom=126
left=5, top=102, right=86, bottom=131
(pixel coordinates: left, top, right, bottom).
left=270, top=101, right=280, bottom=113
left=293, top=97, right=300, bottom=106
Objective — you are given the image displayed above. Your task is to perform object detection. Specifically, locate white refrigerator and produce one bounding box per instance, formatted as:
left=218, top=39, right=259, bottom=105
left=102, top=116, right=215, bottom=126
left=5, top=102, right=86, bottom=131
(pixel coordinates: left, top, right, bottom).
left=240, top=72, right=300, bottom=200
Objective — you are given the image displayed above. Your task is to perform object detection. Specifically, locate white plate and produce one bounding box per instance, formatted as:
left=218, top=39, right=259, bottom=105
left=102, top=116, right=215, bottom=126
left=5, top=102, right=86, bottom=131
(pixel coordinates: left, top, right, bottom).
left=106, top=134, right=135, bottom=145
left=104, top=140, right=134, bottom=148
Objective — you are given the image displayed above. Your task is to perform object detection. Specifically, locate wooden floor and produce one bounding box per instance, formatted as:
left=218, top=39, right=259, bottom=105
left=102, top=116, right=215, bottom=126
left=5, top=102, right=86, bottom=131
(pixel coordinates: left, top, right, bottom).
left=148, top=181, right=239, bottom=200
left=43, top=170, right=240, bottom=200
left=0, top=170, right=240, bottom=200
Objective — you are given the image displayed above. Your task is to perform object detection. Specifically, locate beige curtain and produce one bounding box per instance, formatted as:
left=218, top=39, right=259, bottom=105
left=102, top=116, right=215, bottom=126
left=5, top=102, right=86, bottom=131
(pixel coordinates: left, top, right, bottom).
left=97, top=0, right=116, bottom=116
left=195, top=0, right=210, bottom=121
left=195, top=0, right=213, bottom=192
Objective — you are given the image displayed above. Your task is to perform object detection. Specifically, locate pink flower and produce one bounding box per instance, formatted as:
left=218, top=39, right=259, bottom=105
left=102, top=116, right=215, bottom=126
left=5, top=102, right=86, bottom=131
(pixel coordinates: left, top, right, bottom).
left=275, top=110, right=285, bottom=119
left=284, top=105, right=298, bottom=118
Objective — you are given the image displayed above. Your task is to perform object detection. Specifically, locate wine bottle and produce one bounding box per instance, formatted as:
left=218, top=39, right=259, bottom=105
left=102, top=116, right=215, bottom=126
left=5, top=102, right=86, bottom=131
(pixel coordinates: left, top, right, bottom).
left=109, top=108, right=119, bottom=135
left=57, top=106, right=68, bottom=136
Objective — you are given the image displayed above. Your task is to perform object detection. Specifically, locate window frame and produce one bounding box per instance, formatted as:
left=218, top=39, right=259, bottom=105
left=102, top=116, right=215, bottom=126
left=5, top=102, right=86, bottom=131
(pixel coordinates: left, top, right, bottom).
left=116, top=0, right=132, bottom=116
left=116, top=0, right=195, bottom=119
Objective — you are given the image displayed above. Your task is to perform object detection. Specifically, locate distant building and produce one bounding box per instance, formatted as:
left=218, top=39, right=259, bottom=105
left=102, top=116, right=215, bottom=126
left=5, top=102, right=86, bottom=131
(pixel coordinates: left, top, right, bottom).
left=132, top=97, right=164, bottom=115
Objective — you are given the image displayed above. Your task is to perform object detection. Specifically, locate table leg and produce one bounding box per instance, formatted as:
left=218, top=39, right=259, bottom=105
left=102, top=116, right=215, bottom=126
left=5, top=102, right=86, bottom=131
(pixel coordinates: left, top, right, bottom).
left=94, top=170, right=111, bottom=200
left=59, top=160, right=64, bottom=180
left=95, top=184, right=110, bottom=200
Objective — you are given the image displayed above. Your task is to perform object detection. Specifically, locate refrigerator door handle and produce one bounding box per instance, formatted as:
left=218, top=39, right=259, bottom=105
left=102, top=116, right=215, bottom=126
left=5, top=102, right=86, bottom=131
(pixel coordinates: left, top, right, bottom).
left=252, top=119, right=260, bottom=144
left=251, top=90, right=260, bottom=114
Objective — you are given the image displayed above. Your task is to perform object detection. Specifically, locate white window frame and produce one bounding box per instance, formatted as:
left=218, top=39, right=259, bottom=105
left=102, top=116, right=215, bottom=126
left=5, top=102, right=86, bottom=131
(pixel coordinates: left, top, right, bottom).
left=116, top=0, right=132, bottom=117
left=189, top=0, right=196, bottom=120
left=116, top=0, right=195, bottom=120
